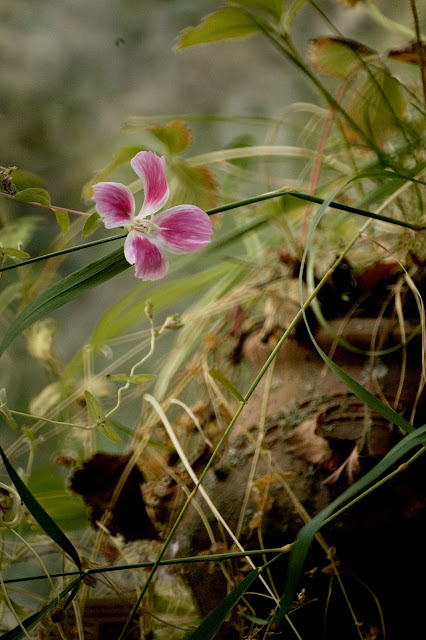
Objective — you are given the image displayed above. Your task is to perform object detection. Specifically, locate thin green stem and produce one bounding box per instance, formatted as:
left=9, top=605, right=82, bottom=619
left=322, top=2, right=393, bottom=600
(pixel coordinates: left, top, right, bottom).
left=104, top=305, right=157, bottom=419
left=10, top=410, right=93, bottom=431
left=0, top=191, right=91, bottom=217
left=0, top=233, right=126, bottom=273
left=2, top=184, right=424, bottom=275
left=287, top=191, right=426, bottom=230
left=2, top=547, right=289, bottom=585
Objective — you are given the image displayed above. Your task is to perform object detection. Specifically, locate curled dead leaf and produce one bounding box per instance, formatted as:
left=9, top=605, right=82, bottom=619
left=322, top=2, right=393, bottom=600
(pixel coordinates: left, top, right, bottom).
left=286, top=418, right=338, bottom=471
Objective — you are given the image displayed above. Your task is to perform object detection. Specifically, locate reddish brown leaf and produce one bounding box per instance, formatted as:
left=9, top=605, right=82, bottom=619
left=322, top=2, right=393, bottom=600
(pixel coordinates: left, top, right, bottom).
left=388, top=42, right=426, bottom=65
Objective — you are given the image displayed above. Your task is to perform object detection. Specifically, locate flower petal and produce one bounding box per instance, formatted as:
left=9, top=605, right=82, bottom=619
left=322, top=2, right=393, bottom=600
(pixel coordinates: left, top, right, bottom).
left=155, top=205, right=213, bottom=254
left=92, top=182, right=135, bottom=228
left=124, top=231, right=169, bottom=280
left=131, top=151, right=169, bottom=218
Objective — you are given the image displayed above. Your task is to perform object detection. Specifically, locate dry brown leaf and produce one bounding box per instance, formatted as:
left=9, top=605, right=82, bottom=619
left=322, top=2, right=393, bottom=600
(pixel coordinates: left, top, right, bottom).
left=388, top=42, right=426, bottom=65
left=286, top=418, right=338, bottom=471
left=252, top=474, right=280, bottom=492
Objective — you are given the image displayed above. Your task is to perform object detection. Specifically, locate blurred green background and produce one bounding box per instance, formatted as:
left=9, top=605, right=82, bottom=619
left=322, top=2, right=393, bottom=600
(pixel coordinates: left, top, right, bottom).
left=0, top=0, right=406, bottom=204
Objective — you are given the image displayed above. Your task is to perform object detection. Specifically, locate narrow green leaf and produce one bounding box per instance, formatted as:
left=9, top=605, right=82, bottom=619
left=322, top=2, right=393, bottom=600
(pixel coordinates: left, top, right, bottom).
left=82, top=211, right=103, bottom=239
left=1, top=248, right=30, bottom=259
left=106, top=373, right=156, bottom=384
left=84, top=390, right=106, bottom=424
left=274, top=424, right=426, bottom=623
left=14, top=188, right=51, bottom=207
left=0, top=577, right=82, bottom=640
left=0, top=247, right=129, bottom=359
left=209, top=369, right=246, bottom=403
left=317, top=345, right=414, bottom=433
left=96, top=420, right=122, bottom=444
left=186, top=568, right=262, bottom=640
left=52, top=208, right=70, bottom=234
left=176, top=7, right=263, bottom=49
left=0, top=439, right=82, bottom=570
left=84, top=391, right=121, bottom=443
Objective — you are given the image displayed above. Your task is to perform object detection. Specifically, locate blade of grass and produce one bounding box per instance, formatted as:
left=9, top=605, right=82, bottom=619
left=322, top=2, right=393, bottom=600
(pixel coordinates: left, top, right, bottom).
left=0, top=440, right=81, bottom=570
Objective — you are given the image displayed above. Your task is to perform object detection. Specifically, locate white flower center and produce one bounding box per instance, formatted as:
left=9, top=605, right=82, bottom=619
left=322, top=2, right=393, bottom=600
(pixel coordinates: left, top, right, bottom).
left=132, top=218, right=161, bottom=236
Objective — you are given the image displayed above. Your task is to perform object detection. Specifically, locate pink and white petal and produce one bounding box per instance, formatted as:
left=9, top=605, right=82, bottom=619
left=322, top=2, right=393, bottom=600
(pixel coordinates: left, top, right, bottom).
left=92, top=182, right=135, bottom=228
left=155, top=205, right=213, bottom=254
left=131, top=151, right=169, bottom=218
left=124, top=231, right=169, bottom=281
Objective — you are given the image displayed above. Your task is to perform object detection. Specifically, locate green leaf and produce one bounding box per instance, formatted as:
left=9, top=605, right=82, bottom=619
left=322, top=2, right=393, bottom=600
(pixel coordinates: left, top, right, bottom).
left=186, top=568, right=262, bottom=640
left=274, top=423, right=426, bottom=623
left=82, top=145, right=147, bottom=201
left=96, top=420, right=122, bottom=444
left=308, top=37, right=376, bottom=78
left=0, top=439, right=81, bottom=570
left=176, top=7, right=263, bottom=49
left=0, top=247, right=129, bottom=359
left=209, top=369, right=246, bottom=403
left=14, top=188, right=51, bottom=207
left=85, top=391, right=121, bottom=443
left=82, top=211, right=103, bottom=239
left=106, top=373, right=156, bottom=384
left=229, top=0, right=283, bottom=21
left=52, top=208, right=70, bottom=234
left=12, top=169, right=46, bottom=191
left=1, top=248, right=30, bottom=259
left=84, top=390, right=106, bottom=424
left=148, top=120, right=193, bottom=154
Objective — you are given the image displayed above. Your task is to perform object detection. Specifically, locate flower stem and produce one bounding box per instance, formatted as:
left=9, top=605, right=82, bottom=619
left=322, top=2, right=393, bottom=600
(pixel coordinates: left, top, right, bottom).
left=2, top=186, right=424, bottom=275
left=0, top=232, right=126, bottom=273
left=10, top=410, right=93, bottom=431
left=0, top=191, right=91, bottom=217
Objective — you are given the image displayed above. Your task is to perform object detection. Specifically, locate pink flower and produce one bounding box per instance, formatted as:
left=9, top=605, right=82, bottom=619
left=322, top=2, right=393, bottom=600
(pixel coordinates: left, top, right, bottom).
left=92, top=151, right=213, bottom=280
